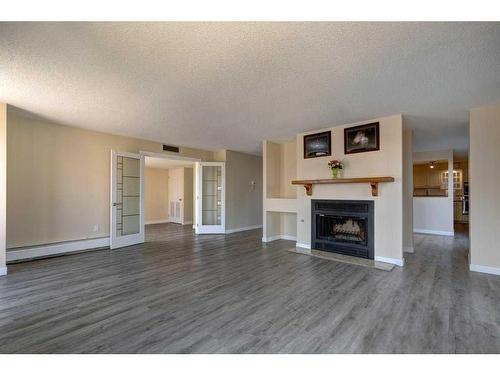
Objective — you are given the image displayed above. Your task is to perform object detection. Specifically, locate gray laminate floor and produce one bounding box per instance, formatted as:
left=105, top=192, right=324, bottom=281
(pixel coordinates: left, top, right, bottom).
left=1, top=223, right=499, bottom=353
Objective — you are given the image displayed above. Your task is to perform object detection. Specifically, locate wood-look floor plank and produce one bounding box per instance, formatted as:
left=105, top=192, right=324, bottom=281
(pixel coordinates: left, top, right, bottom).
left=1, top=223, right=499, bottom=353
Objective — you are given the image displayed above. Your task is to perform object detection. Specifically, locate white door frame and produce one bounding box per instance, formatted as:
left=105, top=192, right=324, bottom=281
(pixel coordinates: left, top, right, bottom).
left=110, top=150, right=145, bottom=249
left=139, top=151, right=200, bottom=231
left=195, top=161, right=226, bottom=234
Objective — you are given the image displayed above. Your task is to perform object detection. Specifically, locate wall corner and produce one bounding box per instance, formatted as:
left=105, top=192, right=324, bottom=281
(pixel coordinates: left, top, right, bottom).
left=0, top=103, right=7, bottom=276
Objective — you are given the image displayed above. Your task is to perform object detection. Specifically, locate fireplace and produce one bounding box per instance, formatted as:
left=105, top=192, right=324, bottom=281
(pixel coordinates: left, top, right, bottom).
left=311, top=200, right=374, bottom=259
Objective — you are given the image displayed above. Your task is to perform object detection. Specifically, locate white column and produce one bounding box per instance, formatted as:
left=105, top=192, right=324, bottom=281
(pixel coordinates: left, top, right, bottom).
left=469, top=101, right=500, bottom=275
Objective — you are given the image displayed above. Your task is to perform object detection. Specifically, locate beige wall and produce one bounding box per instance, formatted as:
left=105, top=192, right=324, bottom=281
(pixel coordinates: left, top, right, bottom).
left=402, top=128, right=414, bottom=252
left=470, top=101, right=500, bottom=271
left=264, top=140, right=297, bottom=199
left=296, top=114, right=404, bottom=262
left=145, top=167, right=169, bottom=223
left=7, top=107, right=214, bottom=248
left=280, top=212, right=297, bottom=239
left=225, top=150, right=263, bottom=231
left=280, top=141, right=297, bottom=199
left=0, top=103, right=6, bottom=274
left=264, top=142, right=281, bottom=198
left=412, top=149, right=454, bottom=235
left=184, top=167, right=194, bottom=223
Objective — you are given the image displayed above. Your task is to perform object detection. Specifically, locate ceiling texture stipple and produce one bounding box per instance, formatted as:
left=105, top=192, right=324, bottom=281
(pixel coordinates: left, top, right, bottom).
left=1, top=22, right=499, bottom=156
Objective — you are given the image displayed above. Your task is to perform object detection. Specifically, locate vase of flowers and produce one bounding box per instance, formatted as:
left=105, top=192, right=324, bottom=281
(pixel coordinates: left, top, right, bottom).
left=328, top=159, right=343, bottom=179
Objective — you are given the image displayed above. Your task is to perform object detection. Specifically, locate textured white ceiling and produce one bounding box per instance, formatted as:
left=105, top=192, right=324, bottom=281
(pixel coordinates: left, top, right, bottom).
left=1, top=22, right=499, bottom=155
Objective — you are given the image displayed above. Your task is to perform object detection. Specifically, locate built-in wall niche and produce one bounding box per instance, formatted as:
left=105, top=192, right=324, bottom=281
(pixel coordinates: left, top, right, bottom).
left=265, top=211, right=297, bottom=241
left=413, top=159, right=451, bottom=197
left=263, top=139, right=298, bottom=243
left=264, top=140, right=297, bottom=199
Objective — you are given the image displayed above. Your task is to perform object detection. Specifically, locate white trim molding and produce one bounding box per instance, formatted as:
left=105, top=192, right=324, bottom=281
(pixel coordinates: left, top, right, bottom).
left=139, top=150, right=201, bottom=163
left=7, top=237, right=110, bottom=262
left=470, top=264, right=500, bottom=276
left=414, top=229, right=454, bottom=236
left=375, top=256, right=405, bottom=267
left=145, top=219, right=170, bottom=225
left=0, top=266, right=7, bottom=276
left=403, top=246, right=414, bottom=253
left=226, top=225, right=262, bottom=234
left=295, top=242, right=312, bottom=250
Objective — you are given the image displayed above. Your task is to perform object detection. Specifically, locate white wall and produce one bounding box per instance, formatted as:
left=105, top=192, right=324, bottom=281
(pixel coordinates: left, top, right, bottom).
left=0, top=103, right=6, bottom=275
left=413, top=149, right=454, bottom=236
left=295, top=114, right=404, bottom=264
left=469, top=101, right=500, bottom=274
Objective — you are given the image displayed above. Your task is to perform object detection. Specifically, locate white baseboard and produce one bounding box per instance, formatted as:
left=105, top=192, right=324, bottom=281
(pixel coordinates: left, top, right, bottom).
left=296, top=242, right=312, bottom=250
left=7, top=237, right=110, bottom=262
left=145, top=219, right=170, bottom=225
left=375, top=256, right=404, bottom=267
left=404, top=246, right=414, bottom=253
left=183, top=221, right=193, bottom=225
left=414, top=229, right=454, bottom=236
left=261, top=233, right=296, bottom=242
left=470, top=264, right=500, bottom=276
left=0, top=266, right=7, bottom=276
left=226, top=225, right=262, bottom=234
left=262, top=235, right=280, bottom=242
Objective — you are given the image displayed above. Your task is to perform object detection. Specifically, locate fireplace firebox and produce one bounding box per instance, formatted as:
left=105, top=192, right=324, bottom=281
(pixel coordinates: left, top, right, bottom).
left=311, top=200, right=374, bottom=259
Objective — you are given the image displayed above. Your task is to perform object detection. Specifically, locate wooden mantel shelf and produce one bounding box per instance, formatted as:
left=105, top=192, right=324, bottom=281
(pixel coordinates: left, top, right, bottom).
left=291, top=177, right=395, bottom=197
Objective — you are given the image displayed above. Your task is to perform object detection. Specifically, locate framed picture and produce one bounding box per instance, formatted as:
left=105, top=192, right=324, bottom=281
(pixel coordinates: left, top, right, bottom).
left=303, top=131, right=331, bottom=159
left=344, top=122, right=380, bottom=154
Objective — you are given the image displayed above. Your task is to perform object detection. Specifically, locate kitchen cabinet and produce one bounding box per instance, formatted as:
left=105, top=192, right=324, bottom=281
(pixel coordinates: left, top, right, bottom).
left=441, top=169, right=463, bottom=190
left=413, top=166, right=427, bottom=188
left=413, top=161, right=449, bottom=196
left=454, top=201, right=469, bottom=223
left=428, top=170, right=441, bottom=188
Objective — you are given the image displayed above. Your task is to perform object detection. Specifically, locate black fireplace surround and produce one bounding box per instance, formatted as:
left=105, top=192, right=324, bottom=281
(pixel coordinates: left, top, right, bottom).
left=311, top=200, right=374, bottom=259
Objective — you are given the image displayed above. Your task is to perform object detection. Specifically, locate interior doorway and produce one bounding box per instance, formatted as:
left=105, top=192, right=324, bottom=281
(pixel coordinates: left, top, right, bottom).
left=110, top=150, right=226, bottom=249
left=144, top=155, right=196, bottom=227
left=413, top=158, right=455, bottom=236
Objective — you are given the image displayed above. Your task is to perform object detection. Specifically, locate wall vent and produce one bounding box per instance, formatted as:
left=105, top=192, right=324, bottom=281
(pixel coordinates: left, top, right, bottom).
left=163, top=144, right=180, bottom=153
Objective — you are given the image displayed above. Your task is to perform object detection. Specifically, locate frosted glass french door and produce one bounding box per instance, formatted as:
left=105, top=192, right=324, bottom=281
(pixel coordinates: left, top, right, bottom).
left=195, top=162, right=225, bottom=234
left=110, top=151, right=145, bottom=249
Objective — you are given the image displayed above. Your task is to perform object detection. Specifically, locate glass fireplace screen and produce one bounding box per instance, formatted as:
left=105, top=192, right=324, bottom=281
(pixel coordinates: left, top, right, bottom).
left=316, top=214, right=368, bottom=246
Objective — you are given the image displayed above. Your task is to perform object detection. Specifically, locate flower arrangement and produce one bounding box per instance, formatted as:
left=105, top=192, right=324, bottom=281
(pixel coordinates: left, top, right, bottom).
left=328, top=159, right=344, bottom=178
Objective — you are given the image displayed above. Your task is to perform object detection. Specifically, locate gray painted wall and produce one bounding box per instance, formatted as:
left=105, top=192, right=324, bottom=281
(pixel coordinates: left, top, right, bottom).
left=225, top=150, right=263, bottom=231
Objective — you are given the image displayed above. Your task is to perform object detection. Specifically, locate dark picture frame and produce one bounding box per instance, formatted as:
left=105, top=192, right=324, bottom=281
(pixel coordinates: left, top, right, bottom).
left=344, top=122, right=380, bottom=154
left=303, top=131, right=331, bottom=159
